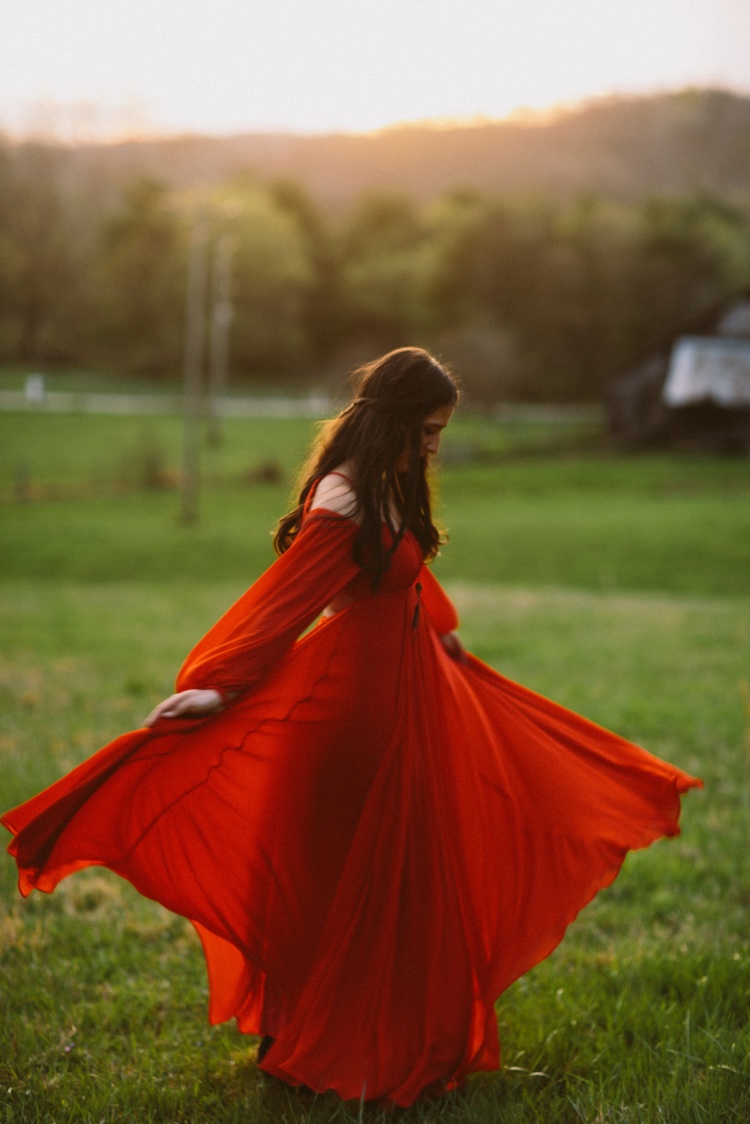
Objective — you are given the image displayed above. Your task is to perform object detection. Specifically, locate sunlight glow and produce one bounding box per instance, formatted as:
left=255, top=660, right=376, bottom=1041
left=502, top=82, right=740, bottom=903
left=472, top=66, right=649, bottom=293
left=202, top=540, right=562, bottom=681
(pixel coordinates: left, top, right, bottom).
left=1, top=0, right=748, bottom=138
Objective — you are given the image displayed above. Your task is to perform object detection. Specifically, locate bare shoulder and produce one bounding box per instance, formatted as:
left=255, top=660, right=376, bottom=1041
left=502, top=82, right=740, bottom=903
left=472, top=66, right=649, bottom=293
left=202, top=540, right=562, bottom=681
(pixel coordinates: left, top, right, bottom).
left=309, top=467, right=360, bottom=522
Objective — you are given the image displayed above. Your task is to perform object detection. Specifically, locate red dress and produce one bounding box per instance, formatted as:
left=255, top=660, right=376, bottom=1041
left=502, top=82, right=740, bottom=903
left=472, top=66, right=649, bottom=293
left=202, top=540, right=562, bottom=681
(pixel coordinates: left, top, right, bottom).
left=2, top=506, right=701, bottom=1107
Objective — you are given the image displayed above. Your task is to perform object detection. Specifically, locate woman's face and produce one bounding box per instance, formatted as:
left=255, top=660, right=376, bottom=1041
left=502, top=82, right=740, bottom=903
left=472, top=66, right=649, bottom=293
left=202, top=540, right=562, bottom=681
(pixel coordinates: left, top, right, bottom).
left=396, top=404, right=454, bottom=472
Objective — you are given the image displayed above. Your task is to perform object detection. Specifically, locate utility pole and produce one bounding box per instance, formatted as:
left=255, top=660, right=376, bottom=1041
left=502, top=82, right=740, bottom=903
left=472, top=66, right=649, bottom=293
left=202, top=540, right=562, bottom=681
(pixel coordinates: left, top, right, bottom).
left=206, top=234, right=233, bottom=447
left=180, top=215, right=208, bottom=525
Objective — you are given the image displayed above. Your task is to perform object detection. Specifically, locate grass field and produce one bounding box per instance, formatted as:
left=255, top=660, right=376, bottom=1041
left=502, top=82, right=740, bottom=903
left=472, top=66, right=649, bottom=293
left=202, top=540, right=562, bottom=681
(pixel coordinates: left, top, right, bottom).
left=1, top=409, right=749, bottom=1122
left=2, top=411, right=749, bottom=597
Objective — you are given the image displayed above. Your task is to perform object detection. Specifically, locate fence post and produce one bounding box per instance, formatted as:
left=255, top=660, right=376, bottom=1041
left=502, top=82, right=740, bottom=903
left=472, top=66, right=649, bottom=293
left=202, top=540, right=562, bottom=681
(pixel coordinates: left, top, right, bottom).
left=206, top=234, right=233, bottom=448
left=180, top=215, right=208, bottom=525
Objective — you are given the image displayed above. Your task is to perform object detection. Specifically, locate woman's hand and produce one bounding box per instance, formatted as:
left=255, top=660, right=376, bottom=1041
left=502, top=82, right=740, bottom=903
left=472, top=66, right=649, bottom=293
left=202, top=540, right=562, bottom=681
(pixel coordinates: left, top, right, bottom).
left=440, top=631, right=468, bottom=663
left=144, top=689, right=224, bottom=727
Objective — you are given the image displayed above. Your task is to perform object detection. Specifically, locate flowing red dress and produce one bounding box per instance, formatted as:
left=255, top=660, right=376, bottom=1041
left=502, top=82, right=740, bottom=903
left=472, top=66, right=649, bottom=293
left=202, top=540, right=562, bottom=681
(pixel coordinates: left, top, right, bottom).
left=2, top=503, right=701, bottom=1107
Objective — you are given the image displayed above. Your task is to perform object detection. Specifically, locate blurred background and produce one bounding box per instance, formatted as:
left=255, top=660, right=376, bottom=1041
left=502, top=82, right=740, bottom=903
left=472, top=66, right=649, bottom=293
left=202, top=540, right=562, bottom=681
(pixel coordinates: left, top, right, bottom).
left=1, top=0, right=749, bottom=581
left=0, top=0, right=746, bottom=570
left=0, top=1, right=750, bottom=418
left=2, top=92, right=750, bottom=410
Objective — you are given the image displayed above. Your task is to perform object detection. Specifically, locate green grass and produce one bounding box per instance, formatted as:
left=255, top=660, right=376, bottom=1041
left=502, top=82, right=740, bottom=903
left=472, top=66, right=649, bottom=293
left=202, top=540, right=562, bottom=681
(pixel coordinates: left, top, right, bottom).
left=1, top=580, right=748, bottom=1122
left=1, top=412, right=749, bottom=597
left=1, top=408, right=749, bottom=1120
left=0, top=412, right=314, bottom=489
left=0, top=365, right=181, bottom=396
left=0, top=364, right=323, bottom=396
left=2, top=470, right=748, bottom=595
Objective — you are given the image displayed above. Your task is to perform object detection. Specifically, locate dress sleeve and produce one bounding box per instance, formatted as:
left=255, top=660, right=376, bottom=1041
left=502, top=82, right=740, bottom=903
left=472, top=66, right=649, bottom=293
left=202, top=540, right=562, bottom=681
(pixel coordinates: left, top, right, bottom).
left=176, top=514, right=360, bottom=696
left=419, top=564, right=459, bottom=635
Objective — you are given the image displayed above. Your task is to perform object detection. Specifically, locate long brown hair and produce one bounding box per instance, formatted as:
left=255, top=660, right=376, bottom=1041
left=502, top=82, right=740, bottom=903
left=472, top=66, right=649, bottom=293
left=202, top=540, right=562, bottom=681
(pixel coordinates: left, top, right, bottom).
left=275, top=347, right=458, bottom=578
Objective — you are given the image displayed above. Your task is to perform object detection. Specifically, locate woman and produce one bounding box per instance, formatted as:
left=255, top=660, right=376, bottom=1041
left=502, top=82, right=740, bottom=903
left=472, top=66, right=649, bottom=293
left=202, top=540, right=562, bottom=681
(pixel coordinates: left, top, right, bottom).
left=2, top=347, right=700, bottom=1108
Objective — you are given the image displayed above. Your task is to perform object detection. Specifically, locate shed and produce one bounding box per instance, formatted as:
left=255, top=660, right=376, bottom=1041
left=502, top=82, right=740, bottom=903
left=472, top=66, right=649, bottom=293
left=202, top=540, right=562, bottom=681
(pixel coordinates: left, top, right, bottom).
left=608, top=290, right=750, bottom=452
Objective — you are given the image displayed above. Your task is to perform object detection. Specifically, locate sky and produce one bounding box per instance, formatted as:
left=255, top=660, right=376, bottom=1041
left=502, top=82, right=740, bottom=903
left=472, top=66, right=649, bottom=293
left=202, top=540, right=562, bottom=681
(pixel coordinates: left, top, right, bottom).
left=1, top=0, right=749, bottom=139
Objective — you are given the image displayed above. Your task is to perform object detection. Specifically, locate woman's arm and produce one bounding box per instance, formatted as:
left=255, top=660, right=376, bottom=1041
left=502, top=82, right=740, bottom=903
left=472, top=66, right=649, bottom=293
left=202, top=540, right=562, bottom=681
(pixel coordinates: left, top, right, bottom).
left=419, top=564, right=459, bottom=634
left=174, top=513, right=361, bottom=697
left=418, top=565, right=466, bottom=662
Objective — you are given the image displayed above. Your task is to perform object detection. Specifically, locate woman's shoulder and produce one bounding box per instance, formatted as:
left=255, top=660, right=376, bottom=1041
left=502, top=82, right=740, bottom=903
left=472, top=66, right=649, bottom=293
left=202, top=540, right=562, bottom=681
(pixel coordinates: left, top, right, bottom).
left=308, top=465, right=360, bottom=522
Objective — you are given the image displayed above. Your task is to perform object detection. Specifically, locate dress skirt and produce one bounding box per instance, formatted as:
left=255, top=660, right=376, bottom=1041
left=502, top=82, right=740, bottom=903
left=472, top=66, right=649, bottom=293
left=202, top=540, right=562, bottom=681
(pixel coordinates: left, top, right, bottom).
left=2, top=511, right=702, bottom=1107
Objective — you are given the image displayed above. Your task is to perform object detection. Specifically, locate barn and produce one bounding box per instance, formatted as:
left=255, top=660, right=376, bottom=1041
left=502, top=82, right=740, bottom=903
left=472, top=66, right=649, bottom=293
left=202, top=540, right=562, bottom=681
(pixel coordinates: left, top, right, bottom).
left=608, top=290, right=750, bottom=452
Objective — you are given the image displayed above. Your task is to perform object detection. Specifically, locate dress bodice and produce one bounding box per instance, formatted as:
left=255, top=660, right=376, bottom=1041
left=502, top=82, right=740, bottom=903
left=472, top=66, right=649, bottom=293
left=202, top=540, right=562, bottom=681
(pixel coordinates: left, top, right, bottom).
left=306, top=513, right=424, bottom=604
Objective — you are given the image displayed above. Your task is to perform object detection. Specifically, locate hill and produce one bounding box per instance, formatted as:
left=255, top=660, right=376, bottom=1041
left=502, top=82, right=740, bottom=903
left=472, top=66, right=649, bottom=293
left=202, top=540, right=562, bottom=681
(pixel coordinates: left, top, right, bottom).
left=62, top=88, right=750, bottom=208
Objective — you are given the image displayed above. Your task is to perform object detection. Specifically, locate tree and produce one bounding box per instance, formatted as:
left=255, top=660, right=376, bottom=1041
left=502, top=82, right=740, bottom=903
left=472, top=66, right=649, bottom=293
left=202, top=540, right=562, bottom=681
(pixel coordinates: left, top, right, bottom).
left=0, top=142, right=75, bottom=361
left=338, top=192, right=434, bottom=349
left=88, top=178, right=186, bottom=374
left=208, top=179, right=313, bottom=376
left=269, top=179, right=345, bottom=365
left=629, top=194, right=750, bottom=357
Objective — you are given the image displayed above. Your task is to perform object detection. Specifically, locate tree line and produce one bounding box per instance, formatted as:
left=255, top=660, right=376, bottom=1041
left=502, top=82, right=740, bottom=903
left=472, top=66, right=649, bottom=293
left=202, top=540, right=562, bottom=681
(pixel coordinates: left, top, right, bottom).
left=2, top=139, right=749, bottom=402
